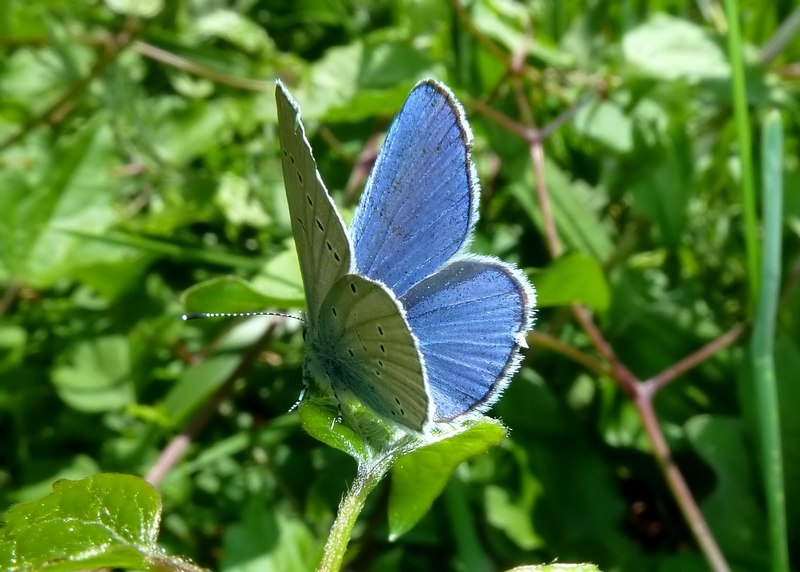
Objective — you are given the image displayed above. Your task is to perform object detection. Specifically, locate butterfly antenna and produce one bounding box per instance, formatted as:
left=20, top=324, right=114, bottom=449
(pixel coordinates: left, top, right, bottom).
left=182, top=311, right=303, bottom=322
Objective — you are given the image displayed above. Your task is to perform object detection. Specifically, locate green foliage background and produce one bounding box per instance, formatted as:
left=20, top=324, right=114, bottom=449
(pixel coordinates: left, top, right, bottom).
left=1, top=0, right=799, bottom=570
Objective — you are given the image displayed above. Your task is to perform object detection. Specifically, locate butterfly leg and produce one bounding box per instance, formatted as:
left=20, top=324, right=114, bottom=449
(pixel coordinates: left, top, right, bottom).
left=288, top=360, right=311, bottom=413
left=329, top=387, right=344, bottom=429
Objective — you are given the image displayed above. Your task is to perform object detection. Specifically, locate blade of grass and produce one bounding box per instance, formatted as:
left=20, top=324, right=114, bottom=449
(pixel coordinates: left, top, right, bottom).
left=750, top=110, right=789, bottom=572
left=723, top=0, right=760, bottom=309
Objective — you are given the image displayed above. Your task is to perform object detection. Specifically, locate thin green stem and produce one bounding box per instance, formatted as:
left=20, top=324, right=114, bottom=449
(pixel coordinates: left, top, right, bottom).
left=751, top=110, right=789, bottom=572
left=317, top=458, right=390, bottom=572
left=723, top=0, right=760, bottom=309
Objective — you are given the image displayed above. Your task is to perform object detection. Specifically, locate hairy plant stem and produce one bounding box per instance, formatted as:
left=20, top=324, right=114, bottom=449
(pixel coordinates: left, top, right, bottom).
left=317, top=456, right=391, bottom=572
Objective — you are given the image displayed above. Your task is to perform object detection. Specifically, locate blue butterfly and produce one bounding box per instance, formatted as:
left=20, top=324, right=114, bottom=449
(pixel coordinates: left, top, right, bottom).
left=276, top=79, right=535, bottom=431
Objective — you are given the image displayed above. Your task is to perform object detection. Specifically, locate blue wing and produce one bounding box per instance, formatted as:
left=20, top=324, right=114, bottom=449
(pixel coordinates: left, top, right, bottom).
left=350, top=80, right=478, bottom=298
left=401, top=257, right=535, bottom=420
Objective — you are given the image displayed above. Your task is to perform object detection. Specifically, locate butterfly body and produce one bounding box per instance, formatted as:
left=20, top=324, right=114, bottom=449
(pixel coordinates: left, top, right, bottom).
left=276, top=79, right=535, bottom=432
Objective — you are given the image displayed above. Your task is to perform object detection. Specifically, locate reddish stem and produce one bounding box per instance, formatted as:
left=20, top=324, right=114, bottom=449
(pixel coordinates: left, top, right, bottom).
left=479, top=23, right=733, bottom=568
left=644, top=323, right=747, bottom=396
left=146, top=321, right=279, bottom=487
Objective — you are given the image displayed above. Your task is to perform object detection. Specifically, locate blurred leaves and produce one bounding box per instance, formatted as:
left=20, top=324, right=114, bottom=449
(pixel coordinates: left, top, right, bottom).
left=532, top=252, right=609, bottom=311
left=0, top=0, right=797, bottom=571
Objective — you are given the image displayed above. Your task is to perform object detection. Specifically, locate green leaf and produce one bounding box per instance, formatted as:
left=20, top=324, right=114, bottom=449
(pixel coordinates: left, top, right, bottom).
left=182, top=275, right=297, bottom=316
left=298, top=401, right=369, bottom=463
left=357, top=42, right=437, bottom=89
left=151, top=98, right=240, bottom=166
left=532, top=252, right=610, bottom=311
left=573, top=99, right=633, bottom=153
left=215, top=172, right=271, bottom=228
left=629, top=133, right=692, bottom=247
left=298, top=43, right=364, bottom=119
left=220, top=499, right=317, bottom=572
left=0, top=121, right=119, bottom=287
left=51, top=336, right=135, bottom=413
left=251, top=248, right=306, bottom=309
left=0, top=473, right=200, bottom=571
left=388, top=418, right=506, bottom=539
left=0, top=324, right=26, bottom=373
left=512, top=162, right=613, bottom=261
left=104, top=0, right=163, bottom=17
left=685, top=415, right=770, bottom=569
left=194, top=10, right=275, bottom=55
left=470, top=0, right=574, bottom=68
left=623, top=14, right=730, bottom=81
left=161, top=353, right=241, bottom=425
left=485, top=482, right=543, bottom=550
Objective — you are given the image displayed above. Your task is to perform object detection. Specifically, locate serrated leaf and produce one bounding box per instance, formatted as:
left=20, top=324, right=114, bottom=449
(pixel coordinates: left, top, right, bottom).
left=388, top=418, right=506, bottom=539
left=0, top=473, right=200, bottom=572
left=532, top=252, right=609, bottom=311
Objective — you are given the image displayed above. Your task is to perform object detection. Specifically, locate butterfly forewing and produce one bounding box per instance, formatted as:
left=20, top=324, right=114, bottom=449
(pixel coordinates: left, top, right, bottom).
left=310, top=274, right=432, bottom=431
left=350, top=81, right=478, bottom=298
left=275, top=81, right=352, bottom=319
left=401, top=258, right=535, bottom=420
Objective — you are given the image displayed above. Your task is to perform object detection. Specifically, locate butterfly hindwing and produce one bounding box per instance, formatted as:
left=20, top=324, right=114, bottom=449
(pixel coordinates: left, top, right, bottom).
left=276, top=81, right=352, bottom=319
left=401, top=257, right=535, bottom=420
left=350, top=80, right=478, bottom=298
left=309, top=274, right=432, bottom=431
